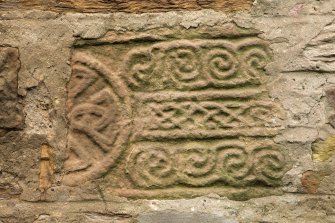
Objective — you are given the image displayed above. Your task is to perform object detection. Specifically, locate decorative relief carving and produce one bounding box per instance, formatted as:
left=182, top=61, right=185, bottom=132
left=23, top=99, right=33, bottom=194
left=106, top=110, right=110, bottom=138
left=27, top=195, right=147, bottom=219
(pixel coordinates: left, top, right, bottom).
left=66, top=30, right=287, bottom=198
left=64, top=52, right=132, bottom=186
left=140, top=100, right=284, bottom=132
left=124, top=39, right=271, bottom=91
left=126, top=141, right=285, bottom=188
left=0, top=47, right=23, bottom=129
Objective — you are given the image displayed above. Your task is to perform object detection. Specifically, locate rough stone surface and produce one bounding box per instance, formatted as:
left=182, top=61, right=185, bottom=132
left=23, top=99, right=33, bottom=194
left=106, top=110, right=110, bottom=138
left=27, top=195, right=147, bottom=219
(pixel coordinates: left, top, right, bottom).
left=0, top=47, right=23, bottom=131
left=0, top=1, right=335, bottom=222
left=0, top=0, right=252, bottom=13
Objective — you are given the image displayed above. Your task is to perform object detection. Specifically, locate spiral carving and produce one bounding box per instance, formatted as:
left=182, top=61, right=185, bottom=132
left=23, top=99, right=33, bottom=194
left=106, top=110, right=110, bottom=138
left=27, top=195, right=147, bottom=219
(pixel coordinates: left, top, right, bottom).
left=123, top=40, right=273, bottom=90
left=176, top=148, right=218, bottom=186
left=206, top=48, right=239, bottom=80
left=126, top=143, right=286, bottom=188
left=252, top=146, right=285, bottom=186
left=241, top=47, right=270, bottom=79
left=127, top=147, right=176, bottom=188
left=125, top=49, right=156, bottom=88
left=166, top=46, right=205, bottom=88
left=217, top=146, right=251, bottom=185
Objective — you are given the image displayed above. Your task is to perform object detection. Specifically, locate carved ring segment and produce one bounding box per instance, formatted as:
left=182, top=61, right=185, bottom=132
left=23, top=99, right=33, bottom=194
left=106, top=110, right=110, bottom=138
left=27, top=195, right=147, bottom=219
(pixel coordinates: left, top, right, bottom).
left=64, top=53, right=132, bottom=186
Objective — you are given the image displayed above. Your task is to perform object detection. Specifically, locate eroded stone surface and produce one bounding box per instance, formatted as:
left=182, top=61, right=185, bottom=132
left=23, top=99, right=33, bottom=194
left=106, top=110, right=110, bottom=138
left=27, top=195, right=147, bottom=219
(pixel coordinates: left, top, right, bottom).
left=0, top=47, right=23, bottom=130
left=138, top=211, right=237, bottom=223
left=0, top=0, right=252, bottom=13
left=303, top=19, right=335, bottom=72
left=1, top=194, right=335, bottom=223
left=63, top=27, right=287, bottom=199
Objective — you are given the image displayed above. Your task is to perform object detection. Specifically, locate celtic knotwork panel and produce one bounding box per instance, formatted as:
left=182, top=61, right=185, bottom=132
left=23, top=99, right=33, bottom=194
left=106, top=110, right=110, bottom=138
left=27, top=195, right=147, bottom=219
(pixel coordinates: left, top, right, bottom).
left=67, top=29, right=287, bottom=199
left=126, top=141, right=286, bottom=188
left=141, top=101, right=285, bottom=131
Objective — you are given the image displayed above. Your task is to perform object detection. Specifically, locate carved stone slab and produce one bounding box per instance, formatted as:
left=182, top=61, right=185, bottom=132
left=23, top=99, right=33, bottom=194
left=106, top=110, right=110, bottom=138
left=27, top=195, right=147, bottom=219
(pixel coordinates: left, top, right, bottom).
left=64, top=27, right=287, bottom=199
left=0, top=47, right=23, bottom=130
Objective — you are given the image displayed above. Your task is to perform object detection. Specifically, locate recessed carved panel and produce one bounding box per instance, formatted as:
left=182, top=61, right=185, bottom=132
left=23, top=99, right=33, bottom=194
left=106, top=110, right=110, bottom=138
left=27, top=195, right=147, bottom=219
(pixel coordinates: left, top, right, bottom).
left=64, top=27, right=287, bottom=198
left=126, top=140, right=285, bottom=188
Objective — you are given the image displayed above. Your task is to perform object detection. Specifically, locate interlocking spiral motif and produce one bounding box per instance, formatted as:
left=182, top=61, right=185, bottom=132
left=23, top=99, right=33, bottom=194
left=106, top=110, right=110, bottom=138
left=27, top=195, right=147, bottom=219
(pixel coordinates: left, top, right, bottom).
left=125, top=49, right=158, bottom=88
left=218, top=146, right=251, bottom=185
left=206, top=48, right=239, bottom=80
left=124, top=40, right=270, bottom=91
left=242, top=47, right=270, bottom=78
left=176, top=148, right=218, bottom=186
left=127, top=147, right=175, bottom=188
left=167, top=47, right=201, bottom=83
left=252, top=146, right=286, bottom=186
left=126, top=142, right=285, bottom=188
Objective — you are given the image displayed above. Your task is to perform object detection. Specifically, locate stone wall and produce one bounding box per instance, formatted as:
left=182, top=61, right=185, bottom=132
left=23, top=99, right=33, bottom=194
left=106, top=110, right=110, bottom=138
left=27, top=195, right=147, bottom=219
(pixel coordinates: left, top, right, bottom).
left=0, top=0, right=335, bottom=222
